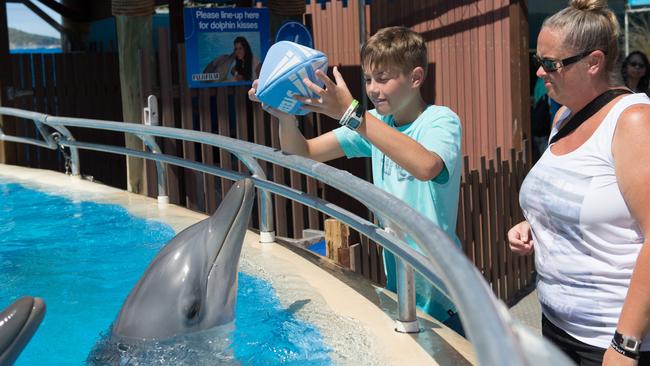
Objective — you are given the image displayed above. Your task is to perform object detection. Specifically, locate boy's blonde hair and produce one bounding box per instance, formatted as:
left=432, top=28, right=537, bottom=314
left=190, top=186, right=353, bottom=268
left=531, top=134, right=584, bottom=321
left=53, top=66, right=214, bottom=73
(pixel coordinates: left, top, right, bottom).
left=361, top=26, right=428, bottom=77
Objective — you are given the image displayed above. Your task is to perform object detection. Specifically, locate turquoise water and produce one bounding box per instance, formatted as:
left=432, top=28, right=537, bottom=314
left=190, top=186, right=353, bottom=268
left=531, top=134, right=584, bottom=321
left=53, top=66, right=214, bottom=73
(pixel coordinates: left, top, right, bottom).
left=0, top=181, right=331, bottom=365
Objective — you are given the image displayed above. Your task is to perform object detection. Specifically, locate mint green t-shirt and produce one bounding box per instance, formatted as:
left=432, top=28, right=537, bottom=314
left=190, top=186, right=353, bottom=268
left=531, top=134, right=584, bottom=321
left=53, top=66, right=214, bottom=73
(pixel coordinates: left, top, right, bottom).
left=333, top=105, right=462, bottom=325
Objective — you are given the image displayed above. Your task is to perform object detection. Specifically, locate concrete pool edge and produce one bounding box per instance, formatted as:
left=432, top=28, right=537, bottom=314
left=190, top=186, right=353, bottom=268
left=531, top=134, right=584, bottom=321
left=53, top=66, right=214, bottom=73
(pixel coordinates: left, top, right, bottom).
left=0, top=164, right=476, bottom=365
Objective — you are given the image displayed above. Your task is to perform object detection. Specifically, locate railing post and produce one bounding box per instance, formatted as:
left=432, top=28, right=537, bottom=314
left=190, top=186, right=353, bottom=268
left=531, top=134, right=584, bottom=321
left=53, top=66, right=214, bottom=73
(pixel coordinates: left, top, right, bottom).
left=235, top=153, right=275, bottom=243
left=143, top=95, right=169, bottom=205
left=384, top=224, right=420, bottom=333
left=395, top=257, right=419, bottom=333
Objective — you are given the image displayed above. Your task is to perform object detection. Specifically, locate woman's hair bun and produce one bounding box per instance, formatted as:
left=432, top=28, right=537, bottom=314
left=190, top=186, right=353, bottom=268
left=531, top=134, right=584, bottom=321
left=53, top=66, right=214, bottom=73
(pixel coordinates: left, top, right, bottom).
left=570, top=0, right=606, bottom=12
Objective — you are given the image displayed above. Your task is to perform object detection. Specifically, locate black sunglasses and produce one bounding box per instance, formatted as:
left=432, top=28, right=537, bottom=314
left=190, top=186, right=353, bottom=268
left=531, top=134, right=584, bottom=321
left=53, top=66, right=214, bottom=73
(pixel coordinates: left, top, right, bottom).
left=628, top=61, right=646, bottom=68
left=533, top=50, right=597, bottom=73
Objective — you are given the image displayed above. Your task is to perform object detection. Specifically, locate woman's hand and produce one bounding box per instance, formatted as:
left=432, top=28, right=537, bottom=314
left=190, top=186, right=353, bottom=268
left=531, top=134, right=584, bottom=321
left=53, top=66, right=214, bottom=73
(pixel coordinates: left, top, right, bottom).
left=247, top=79, right=294, bottom=122
left=295, top=66, right=354, bottom=120
left=602, top=347, right=638, bottom=366
left=507, top=220, right=534, bottom=255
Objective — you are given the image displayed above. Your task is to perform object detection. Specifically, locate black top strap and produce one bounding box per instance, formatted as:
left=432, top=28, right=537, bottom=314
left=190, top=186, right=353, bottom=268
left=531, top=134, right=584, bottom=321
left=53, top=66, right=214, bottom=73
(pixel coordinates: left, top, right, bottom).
left=549, top=89, right=632, bottom=144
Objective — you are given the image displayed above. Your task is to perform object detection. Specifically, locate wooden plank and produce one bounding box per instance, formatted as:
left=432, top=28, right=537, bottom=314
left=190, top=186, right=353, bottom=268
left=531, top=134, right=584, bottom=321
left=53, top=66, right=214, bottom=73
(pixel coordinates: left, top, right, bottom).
left=269, top=115, right=287, bottom=237
left=21, top=54, right=37, bottom=166
left=32, top=54, right=46, bottom=168
left=177, top=43, right=200, bottom=211
left=88, top=53, right=102, bottom=119
left=199, top=88, right=217, bottom=213
left=462, top=156, right=474, bottom=262
left=216, top=87, right=233, bottom=200
left=290, top=171, right=304, bottom=238
left=234, top=86, right=249, bottom=173
left=457, top=178, right=466, bottom=251
left=471, top=168, right=483, bottom=276
left=63, top=52, right=75, bottom=116
left=349, top=243, right=361, bottom=273
left=32, top=54, right=45, bottom=113
left=302, top=113, right=320, bottom=229
left=487, top=158, right=498, bottom=294
left=43, top=55, right=56, bottom=114
left=72, top=53, right=86, bottom=117
left=324, top=219, right=349, bottom=263
left=139, top=48, right=158, bottom=199
left=377, top=245, right=386, bottom=286
left=369, top=240, right=379, bottom=284
left=360, top=236, right=371, bottom=281
left=11, top=55, right=27, bottom=166
left=495, top=148, right=507, bottom=300
left=503, top=156, right=515, bottom=300
left=157, top=27, right=181, bottom=205
left=42, top=54, right=60, bottom=171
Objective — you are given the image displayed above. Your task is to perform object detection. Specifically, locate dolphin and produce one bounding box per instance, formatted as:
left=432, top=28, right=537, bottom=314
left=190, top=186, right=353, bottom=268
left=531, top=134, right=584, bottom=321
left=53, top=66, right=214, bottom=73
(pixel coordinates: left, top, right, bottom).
left=110, top=178, right=255, bottom=341
left=0, top=296, right=46, bottom=365
left=202, top=53, right=236, bottom=82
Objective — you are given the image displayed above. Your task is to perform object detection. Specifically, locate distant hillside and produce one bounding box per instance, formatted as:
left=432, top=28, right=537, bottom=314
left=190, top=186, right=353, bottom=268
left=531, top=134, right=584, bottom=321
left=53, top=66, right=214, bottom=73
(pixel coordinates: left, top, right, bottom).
left=9, top=27, right=60, bottom=49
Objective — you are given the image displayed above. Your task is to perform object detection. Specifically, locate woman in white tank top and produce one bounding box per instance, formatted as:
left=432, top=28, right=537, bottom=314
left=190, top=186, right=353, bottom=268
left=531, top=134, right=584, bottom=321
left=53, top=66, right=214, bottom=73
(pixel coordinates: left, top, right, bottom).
left=507, top=1, right=650, bottom=365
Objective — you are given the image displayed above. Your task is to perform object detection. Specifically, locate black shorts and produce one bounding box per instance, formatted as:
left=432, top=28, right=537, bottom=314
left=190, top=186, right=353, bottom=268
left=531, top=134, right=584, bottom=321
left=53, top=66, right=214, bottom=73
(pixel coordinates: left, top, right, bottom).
left=542, top=315, right=650, bottom=366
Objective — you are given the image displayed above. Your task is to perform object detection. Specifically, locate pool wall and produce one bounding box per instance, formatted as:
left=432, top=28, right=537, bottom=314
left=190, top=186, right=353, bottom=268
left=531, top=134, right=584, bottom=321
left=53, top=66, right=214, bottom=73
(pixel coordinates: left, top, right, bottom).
left=0, top=164, right=475, bottom=365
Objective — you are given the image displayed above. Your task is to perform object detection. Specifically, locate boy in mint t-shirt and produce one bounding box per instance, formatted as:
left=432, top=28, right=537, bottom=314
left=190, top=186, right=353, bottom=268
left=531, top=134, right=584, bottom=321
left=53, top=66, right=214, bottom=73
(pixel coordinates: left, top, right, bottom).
left=248, top=26, right=462, bottom=333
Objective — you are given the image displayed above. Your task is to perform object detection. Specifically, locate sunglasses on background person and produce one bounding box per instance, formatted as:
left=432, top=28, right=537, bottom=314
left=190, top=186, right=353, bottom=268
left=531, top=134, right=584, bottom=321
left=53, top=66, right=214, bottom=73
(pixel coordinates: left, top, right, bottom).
left=533, top=50, right=600, bottom=73
left=628, top=61, right=647, bottom=69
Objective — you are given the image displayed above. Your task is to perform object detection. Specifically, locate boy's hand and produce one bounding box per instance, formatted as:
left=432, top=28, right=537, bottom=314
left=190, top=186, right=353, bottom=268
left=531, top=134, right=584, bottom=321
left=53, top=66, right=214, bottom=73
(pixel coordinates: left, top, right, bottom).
left=296, top=66, right=354, bottom=120
left=247, top=79, right=294, bottom=122
left=507, top=220, right=534, bottom=255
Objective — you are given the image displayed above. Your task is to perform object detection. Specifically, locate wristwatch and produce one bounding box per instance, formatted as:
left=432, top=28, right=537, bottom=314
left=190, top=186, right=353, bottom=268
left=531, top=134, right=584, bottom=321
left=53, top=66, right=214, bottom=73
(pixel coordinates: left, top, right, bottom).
left=345, top=103, right=364, bottom=131
left=611, top=330, right=642, bottom=360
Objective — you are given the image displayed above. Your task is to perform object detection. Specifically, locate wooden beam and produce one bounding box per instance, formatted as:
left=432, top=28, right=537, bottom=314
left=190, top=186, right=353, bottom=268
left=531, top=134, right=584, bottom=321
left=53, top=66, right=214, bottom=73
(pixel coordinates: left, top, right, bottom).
left=19, top=0, right=86, bottom=21
left=115, top=11, right=154, bottom=194
left=20, top=0, right=65, bottom=34
left=0, top=0, right=15, bottom=164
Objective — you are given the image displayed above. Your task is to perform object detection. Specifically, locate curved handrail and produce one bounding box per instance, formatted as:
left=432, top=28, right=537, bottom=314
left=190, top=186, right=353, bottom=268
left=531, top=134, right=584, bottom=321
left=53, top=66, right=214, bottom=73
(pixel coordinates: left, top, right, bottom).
left=0, top=107, right=574, bottom=366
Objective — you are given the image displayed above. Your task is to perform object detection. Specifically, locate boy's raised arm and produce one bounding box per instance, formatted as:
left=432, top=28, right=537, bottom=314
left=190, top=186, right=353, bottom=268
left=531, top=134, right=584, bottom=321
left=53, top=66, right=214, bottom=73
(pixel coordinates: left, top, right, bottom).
left=298, top=67, right=445, bottom=181
left=248, top=80, right=344, bottom=162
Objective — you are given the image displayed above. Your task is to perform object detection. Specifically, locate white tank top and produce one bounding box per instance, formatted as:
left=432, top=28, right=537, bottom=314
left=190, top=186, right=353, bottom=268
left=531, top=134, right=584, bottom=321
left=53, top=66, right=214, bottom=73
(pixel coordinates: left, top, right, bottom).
left=519, top=93, right=650, bottom=349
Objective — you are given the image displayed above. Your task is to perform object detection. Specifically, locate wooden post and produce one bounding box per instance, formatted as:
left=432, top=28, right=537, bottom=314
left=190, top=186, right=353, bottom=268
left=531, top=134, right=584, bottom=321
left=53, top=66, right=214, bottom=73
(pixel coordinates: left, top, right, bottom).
left=324, top=218, right=350, bottom=267
left=0, top=0, right=15, bottom=164
left=112, top=0, right=155, bottom=194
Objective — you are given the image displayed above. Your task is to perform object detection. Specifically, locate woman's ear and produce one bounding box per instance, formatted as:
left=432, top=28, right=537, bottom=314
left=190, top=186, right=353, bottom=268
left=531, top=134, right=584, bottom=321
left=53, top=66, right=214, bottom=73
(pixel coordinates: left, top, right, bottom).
left=411, top=66, right=425, bottom=87
left=587, top=50, right=606, bottom=76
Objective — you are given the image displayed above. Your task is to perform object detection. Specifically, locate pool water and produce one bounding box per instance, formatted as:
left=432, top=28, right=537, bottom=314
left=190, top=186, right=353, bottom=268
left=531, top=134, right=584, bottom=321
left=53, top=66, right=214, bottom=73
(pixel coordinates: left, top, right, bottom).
left=0, top=181, right=331, bottom=365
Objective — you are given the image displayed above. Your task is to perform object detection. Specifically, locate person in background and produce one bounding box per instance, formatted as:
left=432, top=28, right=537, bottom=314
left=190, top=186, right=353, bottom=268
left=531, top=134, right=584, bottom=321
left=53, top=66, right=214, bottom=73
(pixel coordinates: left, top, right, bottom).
left=622, top=51, right=650, bottom=96
left=508, top=1, right=650, bottom=365
left=248, top=26, right=464, bottom=334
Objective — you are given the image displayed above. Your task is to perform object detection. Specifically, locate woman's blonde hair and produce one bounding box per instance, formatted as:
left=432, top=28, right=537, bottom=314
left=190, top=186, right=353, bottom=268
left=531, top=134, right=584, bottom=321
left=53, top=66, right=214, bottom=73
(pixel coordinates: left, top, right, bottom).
left=543, top=0, right=620, bottom=82
left=361, top=26, right=428, bottom=77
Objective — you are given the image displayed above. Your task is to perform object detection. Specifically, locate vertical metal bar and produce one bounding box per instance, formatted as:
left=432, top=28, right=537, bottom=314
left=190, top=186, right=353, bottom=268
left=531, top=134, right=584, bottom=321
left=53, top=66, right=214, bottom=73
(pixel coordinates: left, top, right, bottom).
left=143, top=95, right=168, bottom=205
left=384, top=223, right=419, bottom=333
left=235, top=153, right=275, bottom=243
left=395, top=257, right=417, bottom=323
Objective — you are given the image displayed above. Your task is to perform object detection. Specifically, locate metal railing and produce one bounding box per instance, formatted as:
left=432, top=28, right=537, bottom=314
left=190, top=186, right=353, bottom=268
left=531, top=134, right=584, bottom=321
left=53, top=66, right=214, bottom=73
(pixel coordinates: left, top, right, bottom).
left=0, top=105, right=574, bottom=366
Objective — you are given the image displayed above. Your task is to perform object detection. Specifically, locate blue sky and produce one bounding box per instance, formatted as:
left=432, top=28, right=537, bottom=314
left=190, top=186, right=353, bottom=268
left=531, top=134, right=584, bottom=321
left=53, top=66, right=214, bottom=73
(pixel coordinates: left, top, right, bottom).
left=7, top=2, right=61, bottom=38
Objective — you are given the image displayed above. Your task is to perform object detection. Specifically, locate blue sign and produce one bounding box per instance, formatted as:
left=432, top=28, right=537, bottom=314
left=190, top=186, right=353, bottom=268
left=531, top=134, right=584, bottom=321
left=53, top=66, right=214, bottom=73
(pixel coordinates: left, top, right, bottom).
left=275, top=21, right=313, bottom=48
left=184, top=8, right=270, bottom=88
left=629, top=0, right=650, bottom=6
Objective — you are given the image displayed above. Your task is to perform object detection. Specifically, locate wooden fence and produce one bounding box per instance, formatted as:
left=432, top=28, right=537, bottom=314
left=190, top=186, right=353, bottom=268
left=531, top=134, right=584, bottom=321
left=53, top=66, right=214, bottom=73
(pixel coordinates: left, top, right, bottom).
left=2, top=43, right=535, bottom=304
left=2, top=52, right=126, bottom=189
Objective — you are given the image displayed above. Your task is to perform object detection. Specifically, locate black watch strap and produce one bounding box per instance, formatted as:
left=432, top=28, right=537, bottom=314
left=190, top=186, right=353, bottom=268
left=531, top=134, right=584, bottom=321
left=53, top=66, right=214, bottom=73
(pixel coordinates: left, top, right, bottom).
left=611, top=330, right=641, bottom=360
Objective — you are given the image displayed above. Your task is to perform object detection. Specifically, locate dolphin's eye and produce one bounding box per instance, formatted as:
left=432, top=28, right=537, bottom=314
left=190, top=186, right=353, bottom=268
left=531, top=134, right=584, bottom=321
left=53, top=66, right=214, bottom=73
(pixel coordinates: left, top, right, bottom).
left=186, top=302, right=200, bottom=319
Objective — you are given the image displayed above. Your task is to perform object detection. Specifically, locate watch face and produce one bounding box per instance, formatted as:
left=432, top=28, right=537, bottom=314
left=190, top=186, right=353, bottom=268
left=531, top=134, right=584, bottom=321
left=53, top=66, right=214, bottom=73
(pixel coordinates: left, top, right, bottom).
left=626, top=339, right=639, bottom=349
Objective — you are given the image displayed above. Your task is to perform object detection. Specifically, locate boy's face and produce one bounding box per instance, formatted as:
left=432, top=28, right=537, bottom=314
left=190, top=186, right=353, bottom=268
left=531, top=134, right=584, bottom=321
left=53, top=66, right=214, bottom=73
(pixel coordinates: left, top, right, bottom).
left=363, top=64, right=419, bottom=117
